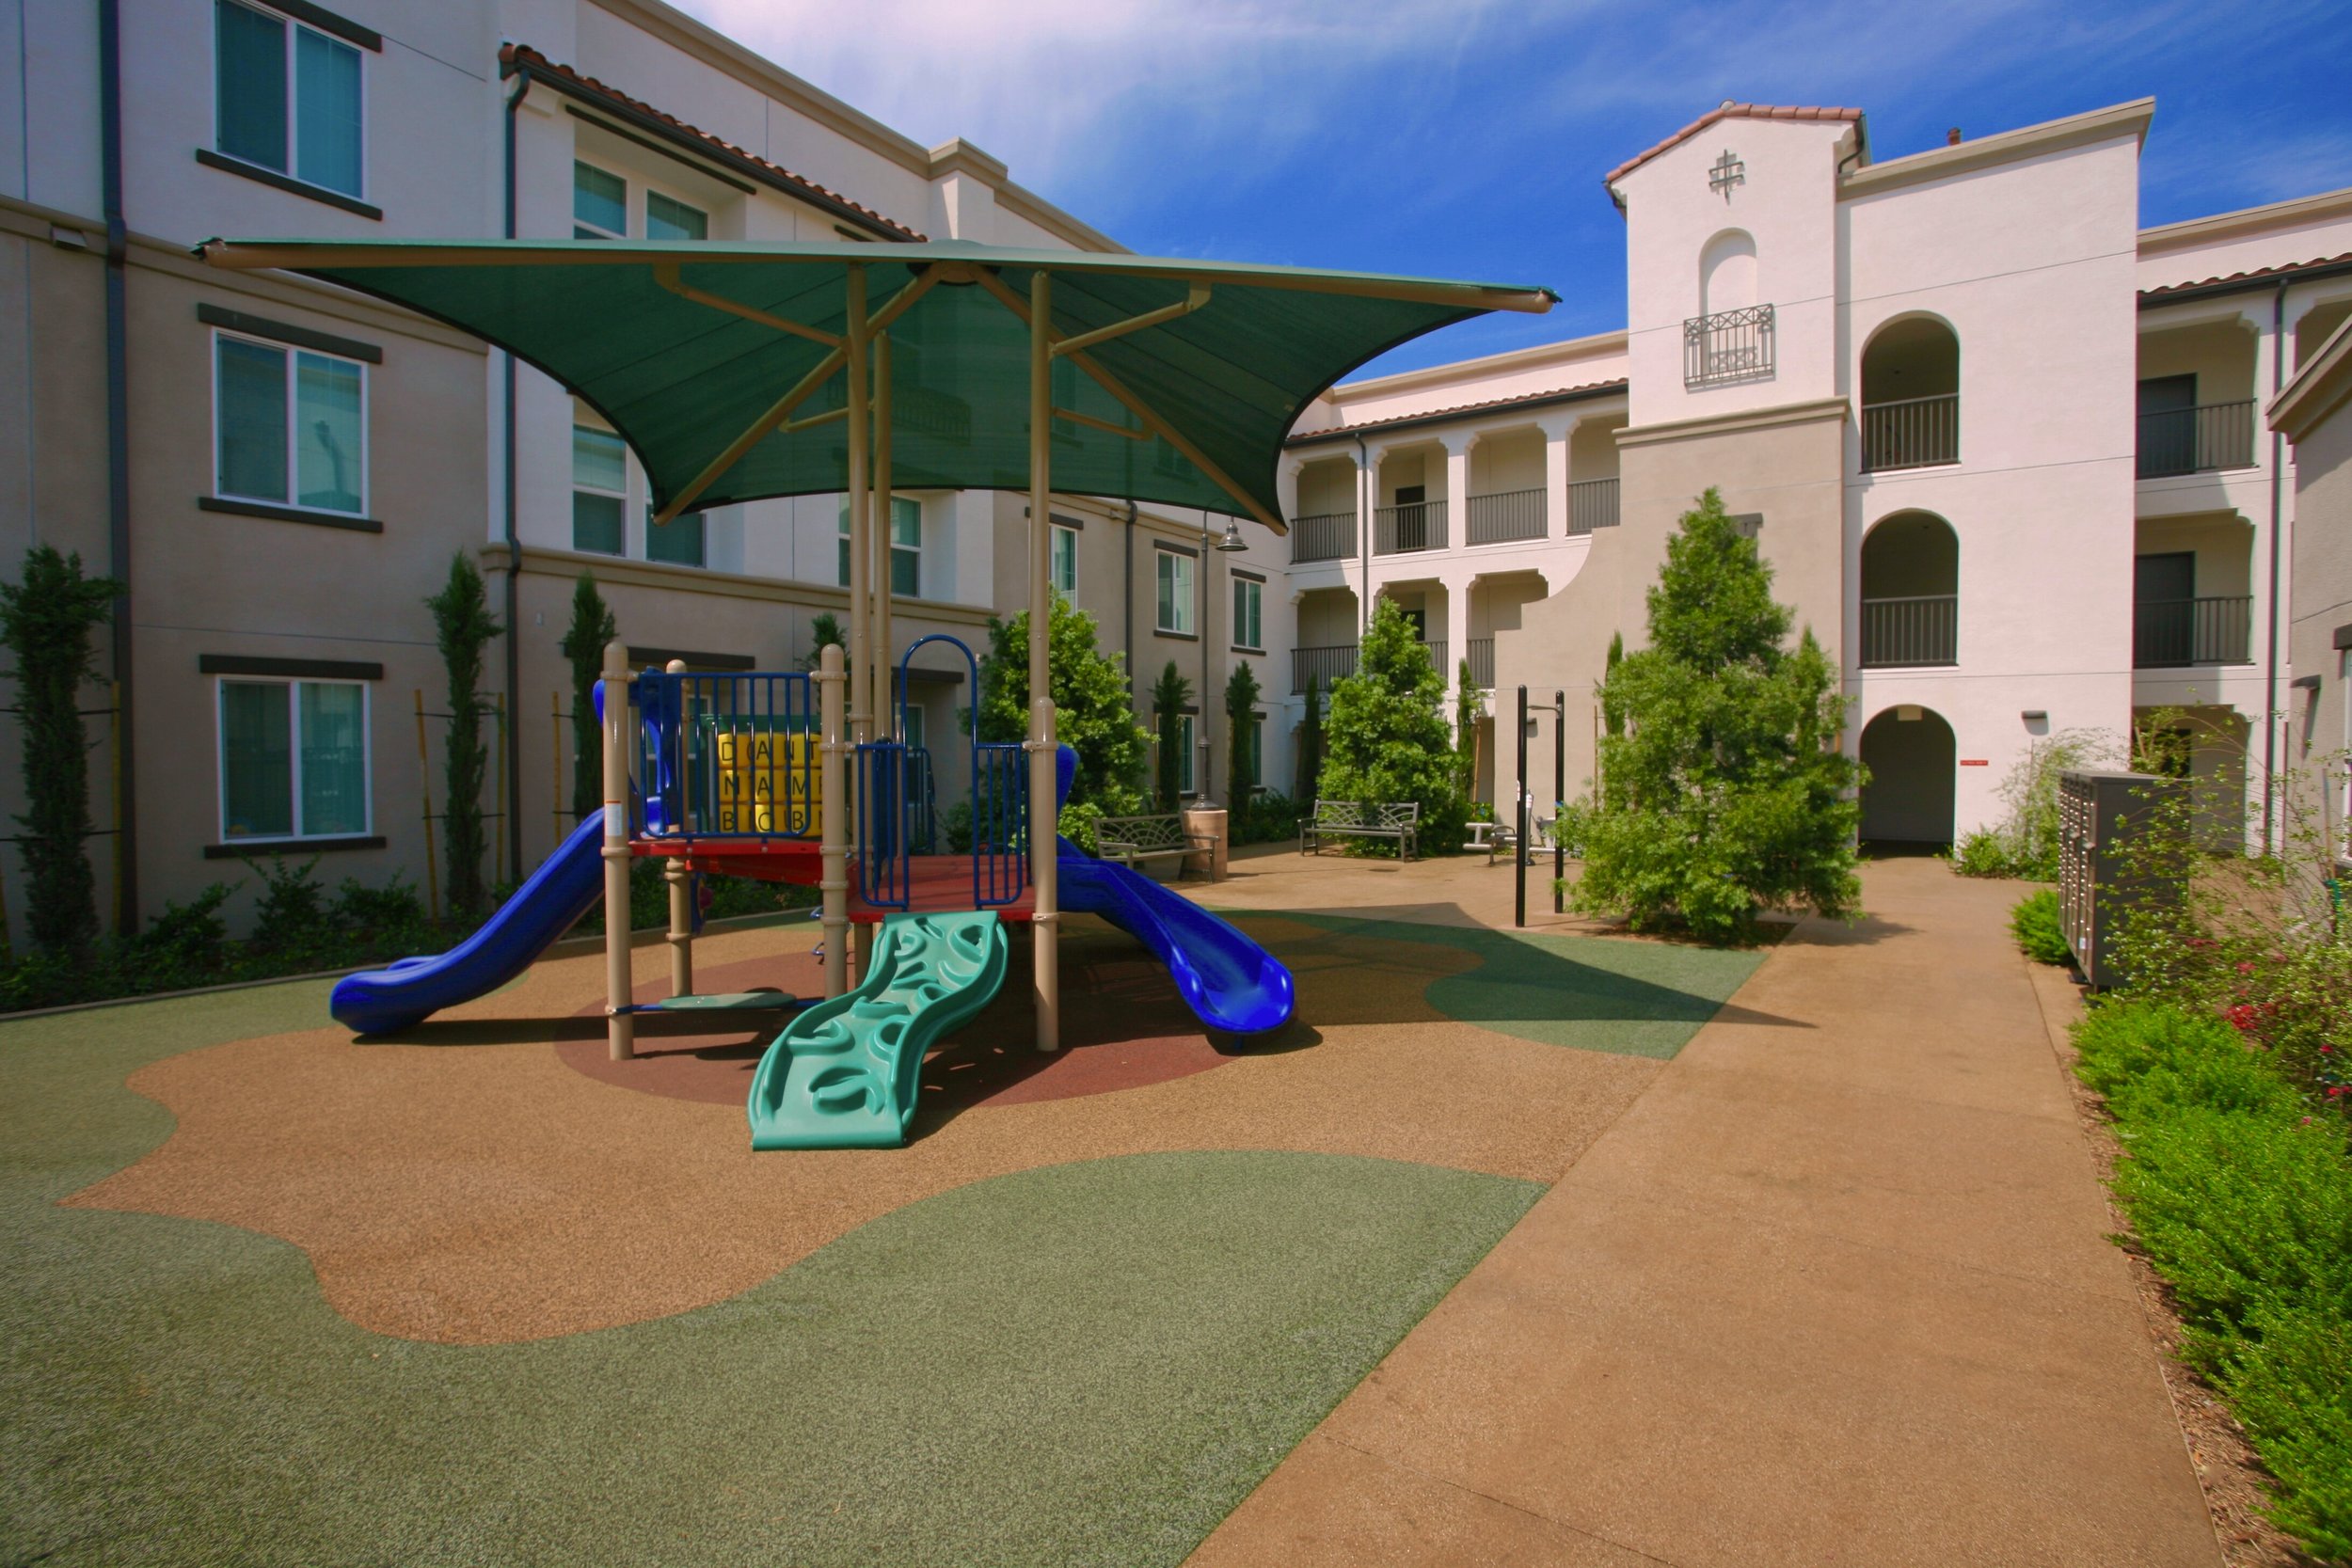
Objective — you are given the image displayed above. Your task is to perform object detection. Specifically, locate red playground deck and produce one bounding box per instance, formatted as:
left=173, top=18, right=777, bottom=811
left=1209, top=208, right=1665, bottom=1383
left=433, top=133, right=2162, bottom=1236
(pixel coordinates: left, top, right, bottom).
left=632, top=839, right=1033, bottom=924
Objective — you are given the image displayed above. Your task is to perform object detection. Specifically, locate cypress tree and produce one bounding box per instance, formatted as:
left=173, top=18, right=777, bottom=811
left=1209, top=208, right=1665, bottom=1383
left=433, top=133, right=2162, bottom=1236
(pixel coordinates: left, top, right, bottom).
left=1320, top=598, right=1466, bottom=850
left=1151, top=661, right=1191, bottom=814
left=1296, top=674, right=1324, bottom=802
left=557, top=572, right=616, bottom=823
left=1224, top=659, right=1262, bottom=808
left=426, top=552, right=502, bottom=920
left=0, top=546, right=121, bottom=953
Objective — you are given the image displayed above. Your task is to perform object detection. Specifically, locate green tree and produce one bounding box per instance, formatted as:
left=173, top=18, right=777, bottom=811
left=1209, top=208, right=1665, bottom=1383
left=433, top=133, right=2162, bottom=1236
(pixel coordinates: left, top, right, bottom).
left=1150, top=662, right=1191, bottom=814
left=1320, top=598, right=1465, bottom=851
left=972, top=596, right=1147, bottom=819
left=1573, top=488, right=1860, bottom=942
left=0, top=546, right=121, bottom=953
left=1225, top=659, right=1262, bottom=808
left=426, top=552, right=502, bottom=921
left=1601, top=630, right=1625, bottom=737
left=556, top=571, right=617, bottom=823
left=1453, top=658, right=1481, bottom=799
left=1295, top=674, right=1324, bottom=802
left=799, top=611, right=846, bottom=672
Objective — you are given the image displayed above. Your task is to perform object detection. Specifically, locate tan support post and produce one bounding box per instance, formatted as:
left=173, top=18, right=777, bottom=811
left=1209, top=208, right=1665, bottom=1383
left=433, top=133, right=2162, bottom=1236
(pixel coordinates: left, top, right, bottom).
left=601, top=640, right=636, bottom=1060
left=663, top=658, right=693, bottom=999
left=873, top=334, right=895, bottom=740
left=817, top=641, right=850, bottom=1000
left=844, top=266, right=872, bottom=751
left=1027, top=269, right=1060, bottom=1054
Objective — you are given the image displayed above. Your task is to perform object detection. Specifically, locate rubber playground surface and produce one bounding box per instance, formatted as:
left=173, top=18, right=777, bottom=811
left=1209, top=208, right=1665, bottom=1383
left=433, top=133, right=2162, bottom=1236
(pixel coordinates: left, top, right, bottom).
left=0, top=855, right=1765, bottom=1566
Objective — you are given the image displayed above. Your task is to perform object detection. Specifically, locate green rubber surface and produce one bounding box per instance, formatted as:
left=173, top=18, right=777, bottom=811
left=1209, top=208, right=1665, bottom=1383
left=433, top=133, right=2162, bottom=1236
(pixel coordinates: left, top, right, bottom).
left=747, top=911, right=1008, bottom=1149
left=0, top=988, right=1539, bottom=1566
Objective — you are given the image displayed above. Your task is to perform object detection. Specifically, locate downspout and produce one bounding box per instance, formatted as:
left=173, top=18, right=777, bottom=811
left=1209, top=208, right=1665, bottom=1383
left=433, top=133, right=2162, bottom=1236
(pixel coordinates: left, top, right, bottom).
left=2262, top=279, right=2286, bottom=855
left=98, top=0, right=136, bottom=930
left=501, top=65, right=530, bottom=881
left=1121, top=500, right=1136, bottom=705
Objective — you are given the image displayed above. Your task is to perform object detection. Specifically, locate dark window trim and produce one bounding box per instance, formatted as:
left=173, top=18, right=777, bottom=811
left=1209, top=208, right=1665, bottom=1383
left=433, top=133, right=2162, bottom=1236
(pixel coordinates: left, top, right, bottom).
left=1155, top=540, right=1200, bottom=560
left=2335, top=623, right=2352, bottom=651
left=564, top=105, right=758, bottom=196
left=199, top=303, right=382, bottom=363
left=627, top=645, right=756, bottom=671
left=1232, top=568, right=1265, bottom=584
left=201, top=654, right=384, bottom=681
left=1050, top=512, right=1087, bottom=531
left=1154, top=628, right=1199, bottom=642
left=206, top=833, right=385, bottom=859
left=199, top=496, right=384, bottom=533
left=195, top=149, right=383, bottom=219
left=246, top=0, right=383, bottom=51
left=1231, top=644, right=1265, bottom=656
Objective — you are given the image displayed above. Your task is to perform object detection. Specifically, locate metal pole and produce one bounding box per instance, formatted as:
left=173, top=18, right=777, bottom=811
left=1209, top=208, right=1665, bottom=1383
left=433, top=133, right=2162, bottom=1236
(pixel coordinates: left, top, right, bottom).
left=817, top=641, right=850, bottom=999
left=601, top=640, right=635, bottom=1060
left=663, top=658, right=693, bottom=999
left=844, top=266, right=872, bottom=752
left=414, top=688, right=437, bottom=921
left=873, top=335, right=896, bottom=741
left=1029, top=269, right=1061, bottom=1053
left=1552, top=689, right=1565, bottom=914
left=1515, top=684, right=1528, bottom=929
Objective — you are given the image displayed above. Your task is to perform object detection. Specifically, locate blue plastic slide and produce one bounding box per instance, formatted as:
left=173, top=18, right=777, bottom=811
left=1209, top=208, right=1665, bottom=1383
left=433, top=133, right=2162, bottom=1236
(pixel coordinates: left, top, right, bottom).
left=329, top=810, right=609, bottom=1035
left=1058, top=844, right=1295, bottom=1037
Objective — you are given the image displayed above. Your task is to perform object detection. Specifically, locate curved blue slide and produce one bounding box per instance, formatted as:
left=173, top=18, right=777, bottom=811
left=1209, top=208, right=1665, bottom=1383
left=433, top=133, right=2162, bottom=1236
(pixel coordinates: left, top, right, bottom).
left=329, top=810, right=609, bottom=1035
left=1058, top=840, right=1295, bottom=1037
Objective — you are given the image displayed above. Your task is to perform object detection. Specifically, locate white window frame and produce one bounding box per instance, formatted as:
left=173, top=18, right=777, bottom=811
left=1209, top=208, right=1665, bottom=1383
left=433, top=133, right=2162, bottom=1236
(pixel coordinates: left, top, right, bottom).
left=1155, top=547, right=1197, bottom=636
left=572, top=421, right=629, bottom=557
left=644, top=187, right=708, bottom=243
left=1232, top=574, right=1263, bottom=652
left=212, top=0, right=367, bottom=199
left=1051, top=523, right=1078, bottom=597
left=573, top=159, right=628, bottom=240
left=211, top=327, right=370, bottom=517
left=839, top=497, right=921, bottom=596
left=215, top=675, right=373, bottom=843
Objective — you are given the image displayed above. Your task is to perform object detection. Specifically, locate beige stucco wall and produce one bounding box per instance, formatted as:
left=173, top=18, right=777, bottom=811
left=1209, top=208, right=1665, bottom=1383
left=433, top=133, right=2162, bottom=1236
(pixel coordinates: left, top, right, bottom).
left=2278, top=341, right=2352, bottom=869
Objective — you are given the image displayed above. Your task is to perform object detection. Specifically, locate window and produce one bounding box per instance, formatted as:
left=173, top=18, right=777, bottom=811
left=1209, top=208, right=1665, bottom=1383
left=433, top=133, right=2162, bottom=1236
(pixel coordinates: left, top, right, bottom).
left=1232, top=575, right=1263, bottom=651
left=215, top=0, right=362, bottom=198
left=838, top=498, right=920, bottom=596
left=574, top=161, right=626, bottom=239
left=218, top=678, right=369, bottom=840
left=645, top=505, right=704, bottom=568
left=1051, top=524, right=1078, bottom=597
left=1174, top=713, right=1197, bottom=796
left=1155, top=549, right=1196, bottom=635
left=645, top=191, right=707, bottom=242
left=572, top=426, right=627, bottom=555
left=215, top=332, right=365, bottom=515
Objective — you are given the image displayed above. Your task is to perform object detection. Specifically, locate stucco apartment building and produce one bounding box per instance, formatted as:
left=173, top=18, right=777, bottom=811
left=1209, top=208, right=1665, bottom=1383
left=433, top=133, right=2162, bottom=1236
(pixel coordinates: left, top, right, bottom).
left=1, top=0, right=1283, bottom=936
left=4, top=4, right=2349, bottom=942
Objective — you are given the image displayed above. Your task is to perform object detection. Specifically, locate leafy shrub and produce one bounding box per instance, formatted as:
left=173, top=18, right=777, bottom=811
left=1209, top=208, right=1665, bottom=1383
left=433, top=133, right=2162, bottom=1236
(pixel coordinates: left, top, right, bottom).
left=1550, top=799, right=1591, bottom=860
left=245, top=855, right=331, bottom=960
left=1320, top=598, right=1466, bottom=855
left=973, top=597, right=1146, bottom=819
left=2010, top=889, right=2071, bottom=966
left=1949, top=828, right=2023, bottom=879
left=1232, top=790, right=1300, bottom=847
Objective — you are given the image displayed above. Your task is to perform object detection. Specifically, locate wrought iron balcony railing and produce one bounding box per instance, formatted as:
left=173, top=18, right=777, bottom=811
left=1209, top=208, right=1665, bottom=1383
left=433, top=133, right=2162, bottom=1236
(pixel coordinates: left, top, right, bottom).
left=1289, top=509, right=1357, bottom=564
left=1684, top=304, right=1775, bottom=388
left=1293, top=642, right=1359, bottom=693
left=1567, top=477, right=1619, bottom=535
left=1466, top=638, right=1495, bottom=689
left=1860, top=393, right=1960, bottom=472
left=1858, top=594, right=1958, bottom=668
left=1374, top=498, right=1448, bottom=555
left=2137, top=401, right=2257, bottom=479
left=2133, top=595, right=2252, bottom=667
left=1464, top=488, right=1545, bottom=546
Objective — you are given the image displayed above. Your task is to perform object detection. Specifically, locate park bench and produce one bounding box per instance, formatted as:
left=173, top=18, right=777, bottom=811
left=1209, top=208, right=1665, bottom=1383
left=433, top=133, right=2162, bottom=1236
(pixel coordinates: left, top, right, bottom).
left=1299, top=799, right=1421, bottom=862
left=1094, top=814, right=1212, bottom=878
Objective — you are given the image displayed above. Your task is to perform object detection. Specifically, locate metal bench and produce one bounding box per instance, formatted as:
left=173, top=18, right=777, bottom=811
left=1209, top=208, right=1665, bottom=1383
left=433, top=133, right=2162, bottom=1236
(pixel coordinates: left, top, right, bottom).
left=1299, top=799, right=1421, bottom=861
left=1094, top=814, right=1211, bottom=877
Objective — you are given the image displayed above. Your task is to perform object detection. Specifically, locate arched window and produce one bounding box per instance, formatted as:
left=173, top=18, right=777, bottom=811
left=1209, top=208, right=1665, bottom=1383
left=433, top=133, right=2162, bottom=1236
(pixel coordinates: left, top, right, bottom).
left=1699, top=230, right=1756, bottom=316
left=1859, top=511, right=1957, bottom=668
left=1859, top=316, right=1960, bottom=470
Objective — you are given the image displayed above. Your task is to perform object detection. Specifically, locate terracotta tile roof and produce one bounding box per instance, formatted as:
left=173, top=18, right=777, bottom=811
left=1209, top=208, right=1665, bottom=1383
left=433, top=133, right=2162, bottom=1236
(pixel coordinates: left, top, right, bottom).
left=499, top=45, right=925, bottom=242
left=2139, top=249, right=2352, bottom=301
left=1602, top=103, right=1865, bottom=190
left=1285, top=378, right=1629, bottom=446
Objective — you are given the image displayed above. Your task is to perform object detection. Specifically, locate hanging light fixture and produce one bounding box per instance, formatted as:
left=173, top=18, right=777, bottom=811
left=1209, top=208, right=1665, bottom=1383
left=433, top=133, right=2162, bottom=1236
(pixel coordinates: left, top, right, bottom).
left=1214, top=517, right=1247, bottom=552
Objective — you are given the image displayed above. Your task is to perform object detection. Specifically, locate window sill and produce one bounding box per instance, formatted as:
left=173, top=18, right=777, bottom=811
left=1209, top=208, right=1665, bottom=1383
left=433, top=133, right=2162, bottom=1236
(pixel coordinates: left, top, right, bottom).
left=196, top=150, right=381, bottom=219
left=1154, top=627, right=1199, bottom=641
left=200, top=496, right=383, bottom=533
left=205, top=834, right=386, bottom=860
left=1232, top=644, right=1265, bottom=657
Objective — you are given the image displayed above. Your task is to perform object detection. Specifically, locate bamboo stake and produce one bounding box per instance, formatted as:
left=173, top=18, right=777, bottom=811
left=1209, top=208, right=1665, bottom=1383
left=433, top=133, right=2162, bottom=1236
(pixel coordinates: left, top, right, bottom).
left=414, top=689, right=438, bottom=920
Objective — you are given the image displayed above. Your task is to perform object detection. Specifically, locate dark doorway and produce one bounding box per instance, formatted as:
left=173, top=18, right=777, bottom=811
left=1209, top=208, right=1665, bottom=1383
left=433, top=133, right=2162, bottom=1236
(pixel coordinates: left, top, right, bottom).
left=1859, top=705, right=1957, bottom=847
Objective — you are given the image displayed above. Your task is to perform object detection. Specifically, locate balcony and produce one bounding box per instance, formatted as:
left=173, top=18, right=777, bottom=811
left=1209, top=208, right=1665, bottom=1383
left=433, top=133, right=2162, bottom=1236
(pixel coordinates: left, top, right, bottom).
left=1683, top=304, right=1774, bottom=388
left=1859, top=595, right=1957, bottom=668
left=1293, top=642, right=1359, bottom=692
left=2137, top=402, right=2256, bottom=479
left=1374, top=498, right=1448, bottom=556
left=1860, top=394, right=1959, bottom=472
left=1466, top=638, right=1494, bottom=689
left=2133, top=595, right=2252, bottom=667
left=1465, top=488, right=1545, bottom=546
left=1290, top=509, right=1357, bottom=564
left=1567, top=477, right=1619, bottom=535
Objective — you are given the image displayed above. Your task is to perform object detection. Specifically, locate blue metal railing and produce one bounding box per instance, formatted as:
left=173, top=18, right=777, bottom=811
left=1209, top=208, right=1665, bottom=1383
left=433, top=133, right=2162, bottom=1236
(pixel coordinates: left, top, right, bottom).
left=854, top=739, right=909, bottom=909
left=975, top=741, right=1027, bottom=909
left=629, top=669, right=820, bottom=842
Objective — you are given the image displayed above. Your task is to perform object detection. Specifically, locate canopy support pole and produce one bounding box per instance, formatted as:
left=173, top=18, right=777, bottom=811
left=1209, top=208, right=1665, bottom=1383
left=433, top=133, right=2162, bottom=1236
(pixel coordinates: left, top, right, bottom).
left=873, top=334, right=895, bottom=741
left=1028, top=269, right=1060, bottom=1055
left=844, top=266, right=872, bottom=759
left=601, top=640, right=635, bottom=1061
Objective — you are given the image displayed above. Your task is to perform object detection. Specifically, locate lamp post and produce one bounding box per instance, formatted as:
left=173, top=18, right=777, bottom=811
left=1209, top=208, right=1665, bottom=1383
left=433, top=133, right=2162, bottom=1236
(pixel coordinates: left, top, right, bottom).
left=1201, top=513, right=1246, bottom=802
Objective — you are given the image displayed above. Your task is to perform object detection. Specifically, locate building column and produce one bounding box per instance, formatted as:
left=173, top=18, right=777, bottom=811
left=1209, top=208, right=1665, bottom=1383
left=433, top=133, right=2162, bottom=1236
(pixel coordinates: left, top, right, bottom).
left=1441, top=431, right=1472, bottom=551
left=1538, top=413, right=1576, bottom=537
left=1277, top=456, right=1304, bottom=532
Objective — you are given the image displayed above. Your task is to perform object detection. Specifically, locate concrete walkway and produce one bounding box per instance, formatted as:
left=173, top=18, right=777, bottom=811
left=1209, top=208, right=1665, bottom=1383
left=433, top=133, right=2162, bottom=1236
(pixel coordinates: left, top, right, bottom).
left=1187, top=857, right=2221, bottom=1568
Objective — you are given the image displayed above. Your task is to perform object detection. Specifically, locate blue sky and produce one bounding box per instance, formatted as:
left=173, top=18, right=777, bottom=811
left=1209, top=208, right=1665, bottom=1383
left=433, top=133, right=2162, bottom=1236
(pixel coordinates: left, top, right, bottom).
left=682, top=0, right=2351, bottom=379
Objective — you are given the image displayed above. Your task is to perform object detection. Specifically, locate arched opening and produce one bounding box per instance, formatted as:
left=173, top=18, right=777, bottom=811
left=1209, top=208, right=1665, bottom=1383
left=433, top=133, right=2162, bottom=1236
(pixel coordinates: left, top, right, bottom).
left=1860, top=316, right=1960, bottom=470
left=1859, top=705, right=1957, bottom=849
left=1859, top=511, right=1958, bottom=667
left=1699, top=230, right=1756, bottom=316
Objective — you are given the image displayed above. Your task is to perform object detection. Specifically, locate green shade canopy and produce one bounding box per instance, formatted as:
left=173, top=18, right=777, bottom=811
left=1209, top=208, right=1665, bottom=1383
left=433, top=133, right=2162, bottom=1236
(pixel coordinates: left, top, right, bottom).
left=196, top=238, right=1555, bottom=531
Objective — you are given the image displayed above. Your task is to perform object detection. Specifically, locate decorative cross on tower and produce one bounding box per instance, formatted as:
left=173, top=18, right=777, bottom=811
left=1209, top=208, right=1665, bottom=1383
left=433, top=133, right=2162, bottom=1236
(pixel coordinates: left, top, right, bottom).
left=1708, top=149, right=1745, bottom=202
